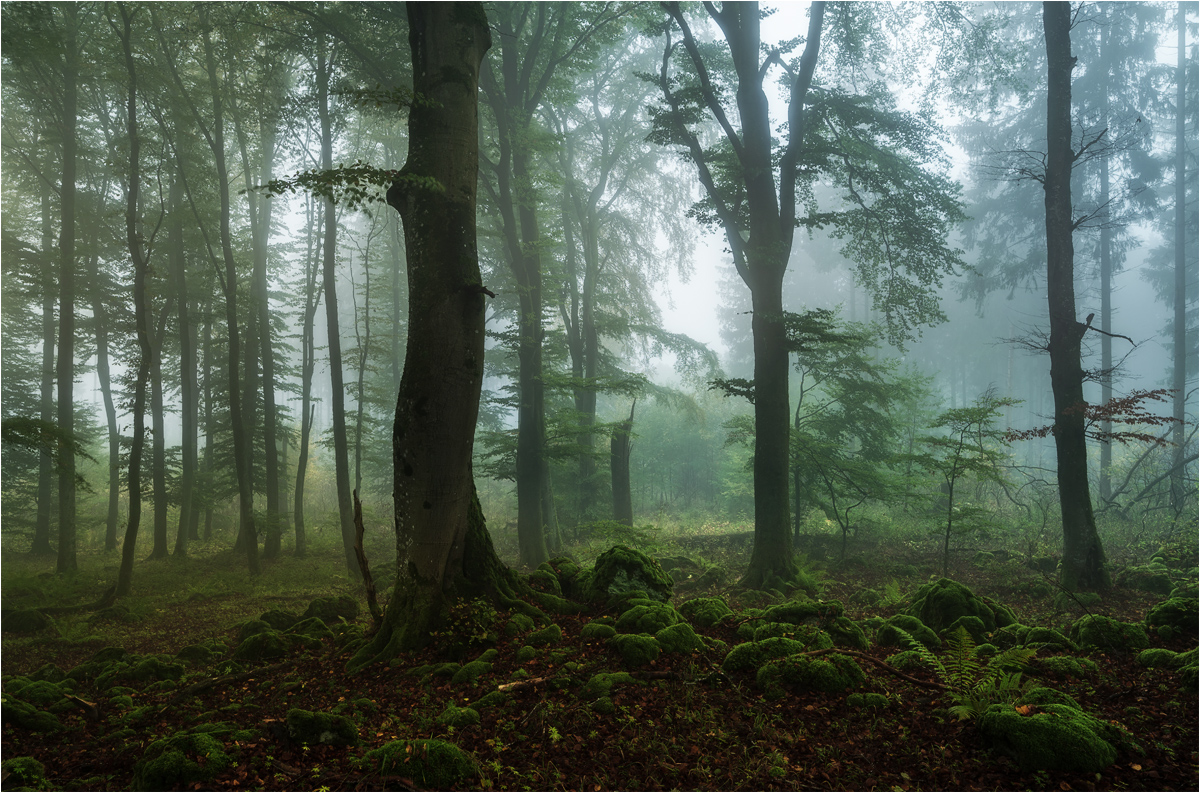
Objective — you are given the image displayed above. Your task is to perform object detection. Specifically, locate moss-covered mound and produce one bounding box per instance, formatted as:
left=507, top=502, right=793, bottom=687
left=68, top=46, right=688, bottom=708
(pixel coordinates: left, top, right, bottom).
left=364, top=739, right=476, bottom=788
left=905, top=578, right=1016, bottom=634
left=615, top=602, right=680, bottom=634
left=1, top=756, right=47, bottom=791
left=0, top=693, right=62, bottom=732
left=585, top=546, right=673, bottom=603
left=1116, top=563, right=1174, bottom=595
left=285, top=708, right=358, bottom=746
left=877, top=614, right=941, bottom=651
left=655, top=621, right=706, bottom=654
left=302, top=595, right=359, bottom=624
left=756, top=653, right=864, bottom=699
left=678, top=596, right=733, bottom=629
left=1145, top=597, right=1198, bottom=641
left=2, top=609, right=53, bottom=634
left=757, top=599, right=867, bottom=650
left=978, top=703, right=1134, bottom=773
left=1069, top=615, right=1150, bottom=653
left=609, top=633, right=661, bottom=667
left=722, top=636, right=822, bottom=673
left=132, top=723, right=250, bottom=791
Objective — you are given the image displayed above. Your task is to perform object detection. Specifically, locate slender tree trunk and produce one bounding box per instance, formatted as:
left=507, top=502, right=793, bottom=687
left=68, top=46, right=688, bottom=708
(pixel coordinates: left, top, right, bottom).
left=34, top=182, right=56, bottom=556
left=1043, top=1, right=1108, bottom=592
left=1098, top=13, right=1113, bottom=503
left=202, top=11, right=258, bottom=575
left=202, top=296, right=215, bottom=542
left=352, top=1, right=519, bottom=666
left=149, top=301, right=170, bottom=559
left=294, top=193, right=321, bottom=558
left=611, top=402, right=635, bottom=526
left=1171, top=1, right=1188, bottom=510
left=55, top=3, right=79, bottom=575
left=172, top=176, right=197, bottom=557
left=316, top=43, right=359, bottom=576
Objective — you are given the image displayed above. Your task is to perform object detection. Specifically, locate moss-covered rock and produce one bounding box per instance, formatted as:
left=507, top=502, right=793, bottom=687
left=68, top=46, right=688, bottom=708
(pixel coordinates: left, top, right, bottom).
left=1135, top=648, right=1184, bottom=670
left=451, top=660, right=493, bottom=685
left=286, top=617, right=335, bottom=642
left=515, top=645, right=539, bottom=663
left=0, top=694, right=61, bottom=732
left=656, top=622, right=706, bottom=654
left=1145, top=597, right=1198, bottom=642
left=132, top=726, right=235, bottom=791
left=877, top=614, right=941, bottom=651
left=1177, top=647, right=1198, bottom=693
left=1, top=756, right=47, bottom=790
left=175, top=644, right=216, bottom=664
left=755, top=599, right=866, bottom=650
left=3, top=609, right=52, bottom=634
left=504, top=613, right=536, bottom=637
left=581, top=671, right=643, bottom=700
left=756, top=653, right=864, bottom=699
left=27, top=663, right=66, bottom=684
left=991, top=623, right=1031, bottom=649
left=615, top=602, right=680, bottom=634
left=126, top=656, right=185, bottom=683
left=945, top=615, right=988, bottom=644
left=8, top=679, right=68, bottom=707
left=438, top=704, right=481, bottom=728
left=580, top=621, right=617, bottom=640
left=364, top=739, right=476, bottom=788
left=527, top=623, right=563, bottom=647
left=846, top=692, right=890, bottom=711
left=303, top=595, right=358, bottom=624
left=1117, top=563, right=1174, bottom=595
left=1016, top=687, right=1080, bottom=710
left=259, top=608, right=300, bottom=631
left=978, top=703, right=1130, bottom=772
left=1035, top=656, right=1099, bottom=680
left=474, top=690, right=509, bottom=710
left=1023, top=627, right=1076, bottom=652
left=528, top=564, right=563, bottom=597
left=1069, top=615, right=1150, bottom=652
left=885, top=650, right=930, bottom=673
left=905, top=578, right=1016, bottom=633
left=610, top=633, right=660, bottom=667
left=585, top=546, right=673, bottom=602
left=236, top=619, right=275, bottom=642
left=232, top=630, right=291, bottom=661
left=285, top=708, right=358, bottom=746
left=722, top=636, right=817, bottom=673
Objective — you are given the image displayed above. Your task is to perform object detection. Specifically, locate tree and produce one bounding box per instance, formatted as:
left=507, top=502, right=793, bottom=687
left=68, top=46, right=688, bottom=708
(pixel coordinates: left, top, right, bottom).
left=351, top=1, right=526, bottom=665
left=1043, top=1, right=1109, bottom=592
left=650, top=1, right=965, bottom=589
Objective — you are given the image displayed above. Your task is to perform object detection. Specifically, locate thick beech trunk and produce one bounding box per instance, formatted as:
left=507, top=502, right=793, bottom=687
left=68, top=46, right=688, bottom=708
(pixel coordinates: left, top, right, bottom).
left=34, top=183, right=55, bottom=556
left=1043, top=2, right=1109, bottom=592
left=1171, top=3, right=1188, bottom=510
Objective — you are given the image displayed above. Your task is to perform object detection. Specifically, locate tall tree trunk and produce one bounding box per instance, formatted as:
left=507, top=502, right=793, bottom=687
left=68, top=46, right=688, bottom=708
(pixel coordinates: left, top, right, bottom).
left=294, top=193, right=322, bottom=558
left=316, top=43, right=359, bottom=576
left=202, top=296, right=215, bottom=542
left=148, top=300, right=171, bottom=559
left=55, top=2, right=79, bottom=575
left=1097, top=10, right=1113, bottom=503
left=34, top=181, right=56, bottom=556
left=611, top=402, right=635, bottom=525
left=1043, top=1, right=1109, bottom=592
left=172, top=176, right=198, bottom=556
left=1171, top=1, right=1188, bottom=510
left=201, top=10, right=258, bottom=576
left=351, top=1, right=520, bottom=667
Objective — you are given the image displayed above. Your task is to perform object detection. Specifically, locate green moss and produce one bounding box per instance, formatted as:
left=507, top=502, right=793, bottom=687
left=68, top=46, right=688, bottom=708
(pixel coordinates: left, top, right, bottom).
left=992, top=623, right=1031, bottom=649
left=515, top=646, right=539, bottom=663
left=1069, top=615, right=1150, bottom=652
left=132, top=729, right=233, bottom=791
left=945, top=616, right=988, bottom=643
left=586, top=546, right=673, bottom=602
left=1118, top=564, right=1173, bottom=595
left=285, top=708, right=359, bottom=746
left=906, top=578, right=1016, bottom=633
left=1135, top=648, right=1182, bottom=670
left=656, top=622, right=706, bottom=654
left=286, top=617, right=335, bottom=641
left=884, top=650, right=928, bottom=673
left=474, top=690, right=509, bottom=710
left=232, top=630, right=290, bottom=661
left=582, top=671, right=642, bottom=699
left=1, top=756, right=47, bottom=790
left=109, top=694, right=135, bottom=709
left=175, top=644, right=216, bottom=664
left=722, top=636, right=817, bottom=673
left=978, top=703, right=1120, bottom=772
left=364, top=739, right=476, bottom=788
left=1024, top=627, right=1076, bottom=652
left=609, top=634, right=661, bottom=667
left=847, top=692, right=890, bottom=710
left=9, top=680, right=67, bottom=707
left=1145, top=597, right=1198, bottom=641
left=0, top=694, right=60, bottom=732
left=127, top=656, right=185, bottom=683
left=678, top=596, right=733, bottom=629
left=27, top=663, right=66, bottom=684
left=4, top=609, right=53, bottom=634
left=303, top=595, right=359, bottom=624
left=878, top=615, right=941, bottom=651
left=615, top=603, right=680, bottom=634
left=504, top=613, right=536, bottom=636
left=1016, top=687, right=1080, bottom=710
left=438, top=704, right=481, bottom=728
left=528, top=566, right=562, bottom=596
left=236, top=619, right=275, bottom=642
left=1035, top=656, right=1099, bottom=680
left=590, top=696, right=616, bottom=714
left=527, top=623, right=562, bottom=647
left=258, top=609, right=300, bottom=631
left=580, top=621, right=617, bottom=640
left=451, top=660, right=493, bottom=685
left=756, top=653, right=865, bottom=699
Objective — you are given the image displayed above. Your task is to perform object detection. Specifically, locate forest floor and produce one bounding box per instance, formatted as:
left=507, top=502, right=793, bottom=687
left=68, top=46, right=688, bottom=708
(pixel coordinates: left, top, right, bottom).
left=1, top=526, right=1197, bottom=792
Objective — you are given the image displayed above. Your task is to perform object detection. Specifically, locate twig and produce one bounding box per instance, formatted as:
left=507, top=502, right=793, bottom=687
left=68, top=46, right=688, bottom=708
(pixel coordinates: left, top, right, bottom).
left=353, top=490, right=384, bottom=629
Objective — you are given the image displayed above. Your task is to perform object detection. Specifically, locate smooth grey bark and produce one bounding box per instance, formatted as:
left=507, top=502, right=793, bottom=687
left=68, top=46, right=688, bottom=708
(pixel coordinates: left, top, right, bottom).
left=171, top=176, right=198, bottom=556
left=1171, top=1, right=1188, bottom=509
left=34, top=180, right=56, bottom=556
left=294, top=193, right=322, bottom=558
left=611, top=401, right=635, bottom=526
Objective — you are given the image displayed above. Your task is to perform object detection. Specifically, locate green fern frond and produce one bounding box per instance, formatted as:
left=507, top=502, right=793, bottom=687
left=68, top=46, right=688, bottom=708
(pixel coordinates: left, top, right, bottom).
left=893, top=626, right=944, bottom=676
left=942, top=626, right=982, bottom=695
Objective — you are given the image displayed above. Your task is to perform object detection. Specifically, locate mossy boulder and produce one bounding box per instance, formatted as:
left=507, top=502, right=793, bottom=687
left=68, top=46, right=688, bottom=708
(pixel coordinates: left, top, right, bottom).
left=175, top=644, right=216, bottom=664
left=885, top=650, right=931, bottom=673
left=302, top=595, right=359, bottom=624
left=1035, top=656, right=1099, bottom=680
left=1069, top=615, right=1150, bottom=652
left=27, top=663, right=66, bottom=684
left=581, top=671, right=643, bottom=700
left=847, top=692, right=890, bottom=711
left=7, top=679, right=69, bottom=707
left=1024, top=626, right=1076, bottom=652
left=504, top=613, right=536, bottom=637
left=991, top=623, right=1031, bottom=650
left=1145, top=597, right=1198, bottom=641
left=877, top=614, right=941, bottom=651
left=615, top=602, right=680, bottom=634
left=232, top=630, right=291, bottom=661
left=528, top=565, right=563, bottom=597
left=527, top=623, right=563, bottom=647
left=945, top=616, right=988, bottom=644
left=258, top=609, right=300, bottom=631
left=126, top=656, right=185, bottom=683
left=1135, top=648, right=1183, bottom=670
left=1117, top=563, right=1174, bottom=595
left=1, top=756, right=47, bottom=791
left=758, top=599, right=867, bottom=650
left=722, top=636, right=817, bottom=673
left=656, top=622, right=706, bottom=654
left=756, top=653, right=865, bottom=699
left=286, top=617, right=335, bottom=642
left=609, top=633, right=661, bottom=667
left=364, top=739, right=476, bottom=788
left=676, top=565, right=728, bottom=592
left=285, top=708, right=358, bottom=746
left=580, top=621, right=617, bottom=640
left=978, top=703, right=1134, bottom=772
left=585, top=546, right=673, bottom=603
left=0, top=694, right=61, bottom=732
left=451, top=660, right=493, bottom=685
left=132, top=726, right=235, bottom=791
left=438, top=705, right=481, bottom=728
left=3, top=609, right=52, bottom=635
left=678, top=596, right=733, bottom=629
left=906, top=578, right=1016, bottom=633
left=1016, top=687, right=1080, bottom=710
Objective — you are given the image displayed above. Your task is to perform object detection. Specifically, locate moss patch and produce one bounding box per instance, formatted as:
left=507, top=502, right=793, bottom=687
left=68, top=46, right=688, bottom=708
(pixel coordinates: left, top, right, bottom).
left=364, top=739, right=476, bottom=788
left=978, top=703, right=1127, bottom=772
left=906, top=578, right=1016, bottom=633
left=285, top=708, right=359, bottom=746
left=585, top=546, right=673, bottom=603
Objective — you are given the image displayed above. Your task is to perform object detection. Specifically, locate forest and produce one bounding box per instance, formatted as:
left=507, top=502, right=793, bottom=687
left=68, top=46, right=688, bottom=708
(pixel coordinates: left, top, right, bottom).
left=1, top=1, right=1197, bottom=790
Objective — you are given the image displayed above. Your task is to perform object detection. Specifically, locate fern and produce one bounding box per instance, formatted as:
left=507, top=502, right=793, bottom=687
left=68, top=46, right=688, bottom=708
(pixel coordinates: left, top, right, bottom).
left=895, top=626, right=1036, bottom=721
